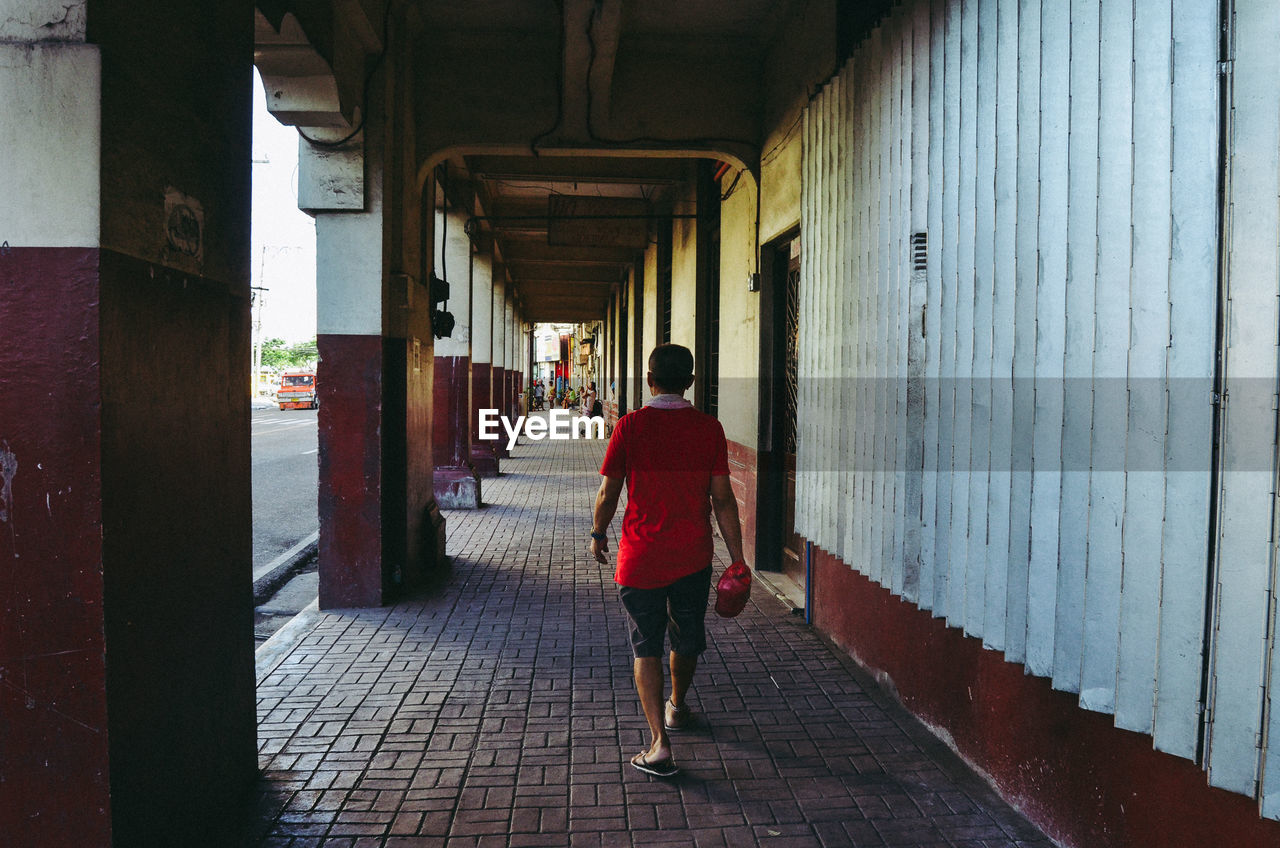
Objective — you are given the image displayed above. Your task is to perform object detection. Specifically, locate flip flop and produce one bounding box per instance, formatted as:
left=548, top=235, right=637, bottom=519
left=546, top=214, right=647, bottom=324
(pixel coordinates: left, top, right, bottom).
left=630, top=751, right=679, bottom=778
left=664, top=699, right=695, bottom=731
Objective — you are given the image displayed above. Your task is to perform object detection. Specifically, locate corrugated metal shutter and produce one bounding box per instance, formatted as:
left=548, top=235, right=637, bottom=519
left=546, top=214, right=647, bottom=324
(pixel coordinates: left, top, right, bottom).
left=795, top=0, right=1280, bottom=819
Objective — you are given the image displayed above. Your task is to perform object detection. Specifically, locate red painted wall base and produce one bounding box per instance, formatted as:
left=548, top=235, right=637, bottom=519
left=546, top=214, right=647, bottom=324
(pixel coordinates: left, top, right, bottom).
left=435, top=466, right=482, bottom=509
left=318, top=334, right=386, bottom=608
left=492, top=367, right=510, bottom=458
left=726, top=440, right=757, bottom=566
left=808, top=542, right=1280, bottom=848
left=470, top=448, right=500, bottom=478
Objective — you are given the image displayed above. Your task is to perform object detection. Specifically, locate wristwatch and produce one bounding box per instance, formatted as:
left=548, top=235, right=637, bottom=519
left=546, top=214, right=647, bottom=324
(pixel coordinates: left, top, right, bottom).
left=590, top=530, right=607, bottom=541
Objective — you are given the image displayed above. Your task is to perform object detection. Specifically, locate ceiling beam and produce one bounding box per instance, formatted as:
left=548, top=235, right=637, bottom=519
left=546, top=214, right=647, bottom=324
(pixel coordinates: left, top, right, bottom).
left=586, top=0, right=623, bottom=138
left=505, top=263, right=626, bottom=282
left=466, top=155, right=688, bottom=184
left=525, top=311, right=606, bottom=323
left=515, top=278, right=616, bottom=290
left=501, top=242, right=639, bottom=264
left=516, top=282, right=614, bottom=300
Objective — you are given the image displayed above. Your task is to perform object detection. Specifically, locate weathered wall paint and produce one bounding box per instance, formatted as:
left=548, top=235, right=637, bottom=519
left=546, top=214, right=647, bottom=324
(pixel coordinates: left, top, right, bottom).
left=0, top=248, right=111, bottom=846
left=0, top=42, right=100, bottom=247
left=716, top=169, right=760, bottom=447
left=792, top=0, right=1279, bottom=828
left=318, top=334, right=386, bottom=607
left=99, top=250, right=256, bottom=847
left=810, top=542, right=1280, bottom=848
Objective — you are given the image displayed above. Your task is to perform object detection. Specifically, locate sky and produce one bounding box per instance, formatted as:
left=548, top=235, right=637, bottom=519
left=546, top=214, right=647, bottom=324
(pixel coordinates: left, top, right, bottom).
left=250, top=69, right=317, bottom=345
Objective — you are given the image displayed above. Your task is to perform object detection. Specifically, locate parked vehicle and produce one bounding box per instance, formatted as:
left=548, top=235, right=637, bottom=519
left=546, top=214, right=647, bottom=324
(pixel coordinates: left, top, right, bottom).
left=277, top=371, right=317, bottom=410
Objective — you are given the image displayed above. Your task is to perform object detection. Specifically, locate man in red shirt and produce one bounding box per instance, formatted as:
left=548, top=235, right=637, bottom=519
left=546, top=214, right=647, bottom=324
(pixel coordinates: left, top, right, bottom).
left=590, top=344, right=745, bottom=778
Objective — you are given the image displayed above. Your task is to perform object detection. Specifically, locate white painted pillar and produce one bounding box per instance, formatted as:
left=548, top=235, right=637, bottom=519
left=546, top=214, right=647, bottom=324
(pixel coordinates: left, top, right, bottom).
left=493, top=271, right=509, bottom=448
left=469, top=247, right=498, bottom=475
left=431, top=202, right=480, bottom=506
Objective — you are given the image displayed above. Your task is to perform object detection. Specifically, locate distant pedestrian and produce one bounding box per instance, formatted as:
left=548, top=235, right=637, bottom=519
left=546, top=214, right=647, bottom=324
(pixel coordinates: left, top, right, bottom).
left=589, top=344, right=746, bottom=778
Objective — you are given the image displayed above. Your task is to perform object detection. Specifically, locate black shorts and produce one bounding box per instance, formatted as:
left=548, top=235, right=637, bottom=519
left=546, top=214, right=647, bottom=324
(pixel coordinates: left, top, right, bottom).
left=618, top=566, right=713, bottom=658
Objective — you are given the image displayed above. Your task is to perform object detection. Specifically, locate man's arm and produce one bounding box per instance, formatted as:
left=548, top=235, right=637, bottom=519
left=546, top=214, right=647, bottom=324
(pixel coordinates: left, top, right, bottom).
left=591, top=475, right=625, bottom=564
left=709, top=475, right=745, bottom=564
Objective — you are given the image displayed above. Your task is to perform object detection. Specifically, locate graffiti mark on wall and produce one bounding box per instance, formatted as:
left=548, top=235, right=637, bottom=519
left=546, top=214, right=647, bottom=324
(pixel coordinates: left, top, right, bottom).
left=0, top=441, right=16, bottom=523
left=0, top=441, right=17, bottom=558
left=164, top=187, right=204, bottom=263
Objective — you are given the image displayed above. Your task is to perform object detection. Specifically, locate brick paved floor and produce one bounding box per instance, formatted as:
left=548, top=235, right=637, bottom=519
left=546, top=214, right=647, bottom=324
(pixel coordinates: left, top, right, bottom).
left=247, top=432, right=1055, bottom=848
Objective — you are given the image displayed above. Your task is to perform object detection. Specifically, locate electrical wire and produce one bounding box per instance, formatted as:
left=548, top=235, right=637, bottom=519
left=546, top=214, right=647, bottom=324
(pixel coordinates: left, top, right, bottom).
left=296, top=1, right=396, bottom=149
left=719, top=170, right=744, bottom=202
left=437, top=162, right=449, bottom=296
left=760, top=107, right=805, bottom=168
left=530, top=0, right=567, bottom=154
left=582, top=3, right=757, bottom=154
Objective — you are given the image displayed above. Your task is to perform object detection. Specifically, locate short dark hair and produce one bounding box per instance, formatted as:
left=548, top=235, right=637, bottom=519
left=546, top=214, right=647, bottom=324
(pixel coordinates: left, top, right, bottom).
left=648, top=344, right=694, bottom=392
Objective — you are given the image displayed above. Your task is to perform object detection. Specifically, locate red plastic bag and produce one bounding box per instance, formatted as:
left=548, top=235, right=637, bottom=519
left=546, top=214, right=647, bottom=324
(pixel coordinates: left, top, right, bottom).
left=715, top=561, right=751, bottom=618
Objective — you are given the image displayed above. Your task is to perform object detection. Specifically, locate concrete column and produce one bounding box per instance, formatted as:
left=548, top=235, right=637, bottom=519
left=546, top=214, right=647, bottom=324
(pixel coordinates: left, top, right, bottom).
left=0, top=6, right=255, bottom=844
left=492, top=271, right=510, bottom=456
left=313, top=137, right=392, bottom=605
left=506, top=295, right=518, bottom=420
left=432, top=204, right=481, bottom=506
left=468, top=248, right=499, bottom=476
left=293, top=6, right=444, bottom=607
left=515, top=312, right=526, bottom=416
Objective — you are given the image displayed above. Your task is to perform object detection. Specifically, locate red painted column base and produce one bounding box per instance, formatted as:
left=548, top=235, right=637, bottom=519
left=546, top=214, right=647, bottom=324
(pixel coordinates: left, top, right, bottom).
left=318, top=334, right=386, bottom=608
left=807, top=542, right=1280, bottom=848
left=434, top=466, right=482, bottom=509
left=469, top=362, right=500, bottom=477
left=492, top=366, right=510, bottom=457
left=433, top=355, right=481, bottom=507
left=727, top=440, right=758, bottom=566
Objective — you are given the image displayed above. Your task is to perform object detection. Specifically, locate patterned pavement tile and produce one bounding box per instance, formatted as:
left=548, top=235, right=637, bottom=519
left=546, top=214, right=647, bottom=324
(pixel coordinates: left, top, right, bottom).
left=246, top=430, right=1053, bottom=848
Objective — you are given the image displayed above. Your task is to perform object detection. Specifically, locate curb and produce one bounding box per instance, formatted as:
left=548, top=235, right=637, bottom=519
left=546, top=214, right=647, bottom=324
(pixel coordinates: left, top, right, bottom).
left=255, top=599, right=321, bottom=681
left=252, top=531, right=319, bottom=606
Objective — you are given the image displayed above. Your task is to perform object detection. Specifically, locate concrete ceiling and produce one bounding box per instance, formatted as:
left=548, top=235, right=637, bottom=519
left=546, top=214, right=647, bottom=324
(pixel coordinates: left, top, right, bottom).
left=258, top=0, right=842, bottom=324
left=455, top=154, right=693, bottom=324
left=407, top=0, right=815, bottom=323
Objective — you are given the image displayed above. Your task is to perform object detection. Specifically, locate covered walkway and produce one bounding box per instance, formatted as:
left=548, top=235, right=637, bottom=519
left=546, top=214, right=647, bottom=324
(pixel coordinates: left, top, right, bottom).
left=246, top=433, right=1052, bottom=847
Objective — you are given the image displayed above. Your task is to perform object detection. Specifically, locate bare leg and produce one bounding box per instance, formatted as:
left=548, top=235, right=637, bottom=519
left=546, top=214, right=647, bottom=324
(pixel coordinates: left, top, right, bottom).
left=633, top=657, right=671, bottom=762
left=669, top=652, right=697, bottom=708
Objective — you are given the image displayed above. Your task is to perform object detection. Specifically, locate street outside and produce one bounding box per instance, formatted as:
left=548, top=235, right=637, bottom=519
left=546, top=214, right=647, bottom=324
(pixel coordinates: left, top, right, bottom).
left=251, top=401, right=318, bottom=644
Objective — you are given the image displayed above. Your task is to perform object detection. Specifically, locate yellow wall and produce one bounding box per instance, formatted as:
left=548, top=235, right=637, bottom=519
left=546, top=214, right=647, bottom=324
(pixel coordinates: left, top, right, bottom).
left=670, top=181, right=699, bottom=351
left=760, top=132, right=802, bottom=245
left=716, top=169, right=761, bottom=446
left=641, top=240, right=658, bottom=371
left=628, top=264, right=644, bottom=408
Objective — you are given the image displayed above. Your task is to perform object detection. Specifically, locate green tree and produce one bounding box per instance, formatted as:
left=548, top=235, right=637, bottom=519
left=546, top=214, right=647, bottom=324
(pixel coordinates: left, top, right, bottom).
left=260, top=337, right=292, bottom=369
left=286, top=338, right=318, bottom=366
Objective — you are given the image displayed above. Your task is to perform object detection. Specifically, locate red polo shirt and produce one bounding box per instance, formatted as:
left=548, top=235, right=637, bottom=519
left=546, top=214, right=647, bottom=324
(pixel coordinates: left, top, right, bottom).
left=600, top=402, right=730, bottom=589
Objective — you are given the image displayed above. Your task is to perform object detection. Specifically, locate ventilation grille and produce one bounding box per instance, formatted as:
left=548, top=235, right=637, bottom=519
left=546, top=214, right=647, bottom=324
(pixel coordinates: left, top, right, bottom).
left=911, top=232, right=928, bottom=272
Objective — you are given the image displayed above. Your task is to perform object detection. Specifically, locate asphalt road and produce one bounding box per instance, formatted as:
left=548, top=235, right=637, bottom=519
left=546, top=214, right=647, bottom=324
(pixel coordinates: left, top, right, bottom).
left=251, top=405, right=318, bottom=571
